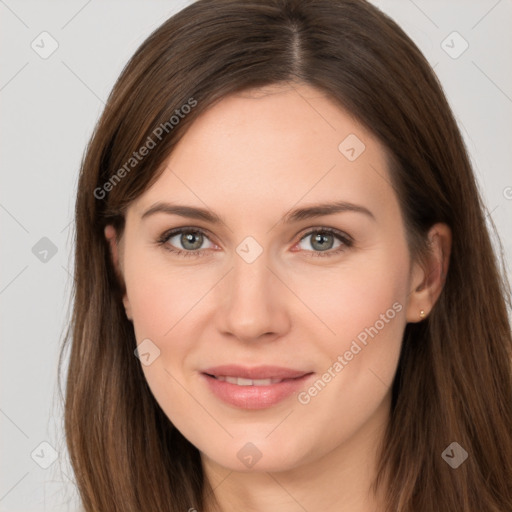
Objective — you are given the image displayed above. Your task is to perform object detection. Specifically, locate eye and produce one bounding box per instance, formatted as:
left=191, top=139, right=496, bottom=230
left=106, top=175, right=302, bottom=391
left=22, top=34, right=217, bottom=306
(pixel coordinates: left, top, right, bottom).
left=295, top=228, right=353, bottom=257
left=157, top=228, right=216, bottom=257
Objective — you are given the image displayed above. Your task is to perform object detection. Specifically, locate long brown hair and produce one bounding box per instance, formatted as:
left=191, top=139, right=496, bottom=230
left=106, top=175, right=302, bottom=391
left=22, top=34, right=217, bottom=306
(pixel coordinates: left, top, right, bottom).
left=58, top=0, right=512, bottom=510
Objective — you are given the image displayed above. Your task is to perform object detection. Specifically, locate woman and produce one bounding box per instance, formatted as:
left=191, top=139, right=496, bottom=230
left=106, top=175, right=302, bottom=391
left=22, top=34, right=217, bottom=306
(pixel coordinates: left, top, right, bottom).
left=59, top=0, right=512, bottom=510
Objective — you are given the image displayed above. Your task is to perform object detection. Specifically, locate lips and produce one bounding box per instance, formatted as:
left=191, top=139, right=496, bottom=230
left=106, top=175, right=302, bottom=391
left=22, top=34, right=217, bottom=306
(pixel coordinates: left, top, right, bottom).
left=200, top=364, right=314, bottom=409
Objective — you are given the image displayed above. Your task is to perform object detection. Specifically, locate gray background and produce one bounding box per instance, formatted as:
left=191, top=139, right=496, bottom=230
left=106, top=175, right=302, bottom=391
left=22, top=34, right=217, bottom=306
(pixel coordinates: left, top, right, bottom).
left=1, top=1, right=511, bottom=510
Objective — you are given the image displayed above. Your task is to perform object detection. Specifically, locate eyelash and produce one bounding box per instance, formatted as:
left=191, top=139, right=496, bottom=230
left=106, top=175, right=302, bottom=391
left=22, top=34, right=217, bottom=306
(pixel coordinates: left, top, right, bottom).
left=156, top=227, right=353, bottom=259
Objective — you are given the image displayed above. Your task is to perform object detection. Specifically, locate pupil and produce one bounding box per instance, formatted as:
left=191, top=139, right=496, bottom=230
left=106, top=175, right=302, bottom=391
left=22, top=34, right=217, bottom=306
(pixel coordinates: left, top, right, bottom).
left=182, top=232, right=202, bottom=250
left=313, top=233, right=333, bottom=251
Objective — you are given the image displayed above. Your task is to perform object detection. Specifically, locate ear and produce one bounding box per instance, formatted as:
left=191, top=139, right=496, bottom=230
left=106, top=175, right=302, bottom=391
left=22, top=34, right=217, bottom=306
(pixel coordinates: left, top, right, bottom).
left=405, top=222, right=451, bottom=323
left=104, top=225, right=132, bottom=321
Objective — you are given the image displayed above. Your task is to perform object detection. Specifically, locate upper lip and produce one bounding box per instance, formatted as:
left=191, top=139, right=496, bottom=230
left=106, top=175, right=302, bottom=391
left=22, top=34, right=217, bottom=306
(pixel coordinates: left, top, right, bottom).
left=202, top=365, right=311, bottom=380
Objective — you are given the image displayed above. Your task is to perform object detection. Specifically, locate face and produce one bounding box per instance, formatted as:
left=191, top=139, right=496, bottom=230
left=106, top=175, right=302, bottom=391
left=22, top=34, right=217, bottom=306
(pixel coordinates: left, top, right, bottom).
left=108, top=83, right=419, bottom=474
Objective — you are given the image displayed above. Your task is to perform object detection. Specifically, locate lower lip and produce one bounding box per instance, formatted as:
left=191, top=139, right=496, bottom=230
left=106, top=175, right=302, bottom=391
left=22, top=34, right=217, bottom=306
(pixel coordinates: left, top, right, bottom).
left=201, top=372, right=314, bottom=410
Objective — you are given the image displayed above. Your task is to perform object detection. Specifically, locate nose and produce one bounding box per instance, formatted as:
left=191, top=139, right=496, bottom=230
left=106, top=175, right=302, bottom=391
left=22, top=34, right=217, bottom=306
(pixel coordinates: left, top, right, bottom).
left=215, top=249, right=291, bottom=343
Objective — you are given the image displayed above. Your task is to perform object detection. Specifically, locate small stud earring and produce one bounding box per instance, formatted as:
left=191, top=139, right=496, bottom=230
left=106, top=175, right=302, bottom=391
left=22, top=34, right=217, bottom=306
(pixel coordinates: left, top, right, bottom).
left=419, top=309, right=426, bottom=319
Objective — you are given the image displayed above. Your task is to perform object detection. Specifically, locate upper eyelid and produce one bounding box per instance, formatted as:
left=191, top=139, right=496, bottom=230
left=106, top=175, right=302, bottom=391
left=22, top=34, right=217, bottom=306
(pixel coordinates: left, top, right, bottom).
left=160, top=226, right=217, bottom=245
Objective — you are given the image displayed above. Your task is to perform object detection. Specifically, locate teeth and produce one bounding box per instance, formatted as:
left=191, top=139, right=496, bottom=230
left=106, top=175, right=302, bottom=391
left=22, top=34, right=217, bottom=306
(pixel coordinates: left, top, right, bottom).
left=215, top=376, right=283, bottom=386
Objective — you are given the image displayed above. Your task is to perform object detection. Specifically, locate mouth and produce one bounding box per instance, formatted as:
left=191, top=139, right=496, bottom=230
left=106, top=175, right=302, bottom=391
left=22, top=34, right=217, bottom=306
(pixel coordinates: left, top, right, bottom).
left=201, top=364, right=311, bottom=381
left=200, top=365, right=314, bottom=409
left=204, top=374, right=300, bottom=386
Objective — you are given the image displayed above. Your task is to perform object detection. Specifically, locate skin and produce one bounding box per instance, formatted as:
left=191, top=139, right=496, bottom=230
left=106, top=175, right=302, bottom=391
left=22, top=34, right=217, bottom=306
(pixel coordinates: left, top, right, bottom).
left=105, top=82, right=451, bottom=512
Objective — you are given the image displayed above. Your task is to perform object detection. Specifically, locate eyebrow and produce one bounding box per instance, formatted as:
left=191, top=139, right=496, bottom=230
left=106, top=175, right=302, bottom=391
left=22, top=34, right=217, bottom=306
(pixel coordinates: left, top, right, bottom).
left=140, top=200, right=376, bottom=224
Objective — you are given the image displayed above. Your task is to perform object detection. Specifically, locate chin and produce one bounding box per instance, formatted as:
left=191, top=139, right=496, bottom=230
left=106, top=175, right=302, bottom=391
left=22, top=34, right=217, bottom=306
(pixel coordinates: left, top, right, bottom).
left=200, top=435, right=308, bottom=473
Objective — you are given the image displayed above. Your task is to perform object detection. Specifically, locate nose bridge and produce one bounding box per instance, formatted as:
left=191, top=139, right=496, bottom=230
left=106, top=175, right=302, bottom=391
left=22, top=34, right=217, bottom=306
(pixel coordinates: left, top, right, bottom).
left=230, top=233, right=274, bottom=300
left=217, top=243, right=289, bottom=340
left=231, top=250, right=270, bottom=304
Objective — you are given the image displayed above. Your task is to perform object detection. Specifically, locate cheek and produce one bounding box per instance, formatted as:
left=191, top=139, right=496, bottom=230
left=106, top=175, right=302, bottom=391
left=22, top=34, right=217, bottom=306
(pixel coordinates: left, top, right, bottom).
left=291, top=262, right=408, bottom=460
left=122, top=248, right=206, bottom=421
left=295, top=249, right=409, bottom=349
left=123, top=245, right=208, bottom=338
left=123, top=247, right=219, bottom=408
left=292, top=246, right=409, bottom=414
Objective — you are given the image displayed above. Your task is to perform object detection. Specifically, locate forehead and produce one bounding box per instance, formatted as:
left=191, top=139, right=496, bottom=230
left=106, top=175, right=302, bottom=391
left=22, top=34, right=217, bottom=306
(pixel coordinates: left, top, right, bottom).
left=132, top=83, right=398, bottom=227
